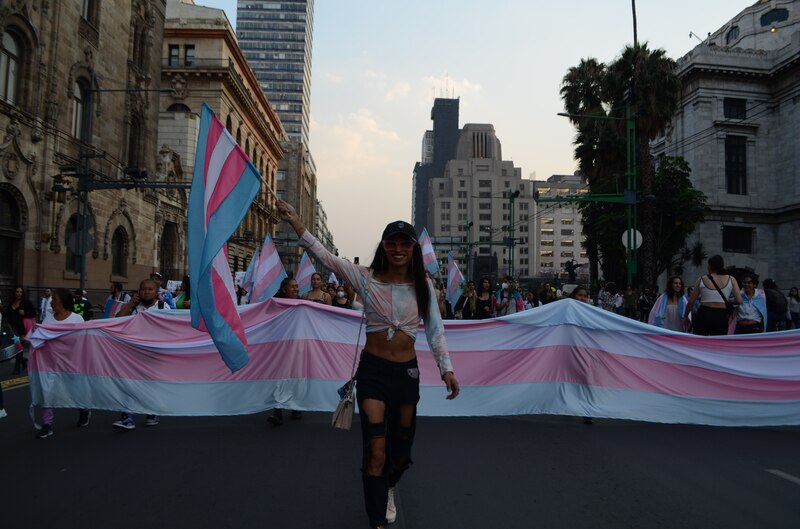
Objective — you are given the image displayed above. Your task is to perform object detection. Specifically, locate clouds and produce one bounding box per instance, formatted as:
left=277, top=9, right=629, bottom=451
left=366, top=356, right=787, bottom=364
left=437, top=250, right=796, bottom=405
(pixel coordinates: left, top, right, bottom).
left=385, top=81, right=412, bottom=102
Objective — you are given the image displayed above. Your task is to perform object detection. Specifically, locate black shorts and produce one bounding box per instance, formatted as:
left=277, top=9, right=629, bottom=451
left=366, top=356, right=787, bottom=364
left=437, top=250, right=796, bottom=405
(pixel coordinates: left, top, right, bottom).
left=693, top=306, right=730, bottom=336
left=355, top=350, right=420, bottom=406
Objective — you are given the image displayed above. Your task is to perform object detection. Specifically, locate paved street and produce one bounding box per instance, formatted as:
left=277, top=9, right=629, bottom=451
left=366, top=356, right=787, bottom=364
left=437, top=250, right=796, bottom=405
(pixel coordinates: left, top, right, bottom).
left=2, top=362, right=799, bottom=529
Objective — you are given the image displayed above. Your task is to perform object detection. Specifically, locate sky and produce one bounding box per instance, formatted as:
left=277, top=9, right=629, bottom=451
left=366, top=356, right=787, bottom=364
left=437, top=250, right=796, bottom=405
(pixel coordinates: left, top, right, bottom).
left=200, top=0, right=743, bottom=262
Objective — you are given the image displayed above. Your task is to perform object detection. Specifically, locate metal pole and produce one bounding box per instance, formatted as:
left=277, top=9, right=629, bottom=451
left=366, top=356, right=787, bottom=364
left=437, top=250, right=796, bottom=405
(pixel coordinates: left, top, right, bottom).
left=508, top=191, right=518, bottom=278
left=78, top=68, right=96, bottom=293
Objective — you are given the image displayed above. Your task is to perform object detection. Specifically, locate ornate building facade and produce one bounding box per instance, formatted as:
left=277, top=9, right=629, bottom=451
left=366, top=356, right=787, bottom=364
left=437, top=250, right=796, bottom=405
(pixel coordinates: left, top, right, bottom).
left=159, top=0, right=284, bottom=277
left=0, top=0, right=168, bottom=300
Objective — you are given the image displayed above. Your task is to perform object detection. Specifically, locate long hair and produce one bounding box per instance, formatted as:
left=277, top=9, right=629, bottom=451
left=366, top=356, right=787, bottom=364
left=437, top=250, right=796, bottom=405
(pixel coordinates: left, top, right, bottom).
left=477, top=276, right=493, bottom=296
left=789, top=287, right=799, bottom=301
left=664, top=275, right=684, bottom=302
left=369, top=241, right=429, bottom=317
left=274, top=277, right=293, bottom=298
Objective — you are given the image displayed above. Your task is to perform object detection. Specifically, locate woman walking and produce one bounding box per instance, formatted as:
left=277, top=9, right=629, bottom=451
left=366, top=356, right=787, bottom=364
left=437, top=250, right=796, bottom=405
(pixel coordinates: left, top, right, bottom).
left=36, top=288, right=90, bottom=438
left=2, top=286, right=36, bottom=374
left=683, top=255, right=743, bottom=336
left=303, top=272, right=332, bottom=305
left=648, top=276, right=688, bottom=332
left=474, top=276, right=495, bottom=319
left=278, top=200, right=459, bottom=529
left=734, top=274, right=767, bottom=334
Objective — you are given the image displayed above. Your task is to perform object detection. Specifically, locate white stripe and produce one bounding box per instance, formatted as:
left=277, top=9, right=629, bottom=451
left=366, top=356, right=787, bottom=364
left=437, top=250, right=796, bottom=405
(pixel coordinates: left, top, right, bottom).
left=203, top=130, right=237, bottom=231
left=212, top=249, right=237, bottom=306
left=765, top=469, right=800, bottom=486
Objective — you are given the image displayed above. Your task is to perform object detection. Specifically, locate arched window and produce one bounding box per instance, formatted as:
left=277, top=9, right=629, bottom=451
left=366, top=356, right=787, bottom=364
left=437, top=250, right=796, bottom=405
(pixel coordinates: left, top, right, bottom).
left=245, top=139, right=250, bottom=157
left=111, top=226, right=127, bottom=276
left=72, top=80, right=88, bottom=140
left=225, top=115, right=233, bottom=133
left=167, top=102, right=191, bottom=112
left=0, top=189, right=21, bottom=285
left=127, top=114, right=142, bottom=168
left=236, top=127, right=242, bottom=145
left=0, top=32, right=20, bottom=104
left=65, top=214, right=80, bottom=272
left=133, top=28, right=147, bottom=70
left=160, top=222, right=179, bottom=281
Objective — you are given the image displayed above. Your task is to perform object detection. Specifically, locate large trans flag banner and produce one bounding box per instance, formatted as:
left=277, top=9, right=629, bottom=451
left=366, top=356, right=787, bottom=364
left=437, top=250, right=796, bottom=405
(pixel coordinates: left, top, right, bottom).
left=28, top=299, right=800, bottom=427
left=188, top=102, right=260, bottom=372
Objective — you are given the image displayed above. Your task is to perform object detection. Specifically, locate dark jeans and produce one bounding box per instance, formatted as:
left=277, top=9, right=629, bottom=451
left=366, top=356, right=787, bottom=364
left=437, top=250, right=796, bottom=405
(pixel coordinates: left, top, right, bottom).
left=693, top=306, right=730, bottom=336
left=356, top=351, right=420, bottom=528
left=734, top=321, right=764, bottom=334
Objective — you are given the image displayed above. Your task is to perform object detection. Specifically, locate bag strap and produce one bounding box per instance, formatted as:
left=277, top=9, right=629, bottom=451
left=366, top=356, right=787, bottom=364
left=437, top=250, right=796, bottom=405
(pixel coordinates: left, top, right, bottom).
left=345, top=270, right=373, bottom=389
left=707, top=274, right=734, bottom=311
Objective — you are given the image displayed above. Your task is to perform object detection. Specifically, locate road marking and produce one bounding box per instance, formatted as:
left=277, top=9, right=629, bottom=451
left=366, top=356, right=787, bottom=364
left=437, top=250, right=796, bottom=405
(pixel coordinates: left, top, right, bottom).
left=1, top=376, right=29, bottom=390
left=766, top=469, right=800, bottom=486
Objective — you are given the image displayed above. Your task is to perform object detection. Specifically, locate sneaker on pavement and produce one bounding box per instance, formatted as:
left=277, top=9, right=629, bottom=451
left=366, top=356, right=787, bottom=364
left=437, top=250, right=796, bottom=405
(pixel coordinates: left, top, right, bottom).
left=144, top=415, right=159, bottom=427
left=76, top=410, right=91, bottom=428
left=0, top=408, right=7, bottom=419
left=36, top=424, right=54, bottom=439
left=112, top=414, right=136, bottom=430
left=386, top=487, right=397, bottom=524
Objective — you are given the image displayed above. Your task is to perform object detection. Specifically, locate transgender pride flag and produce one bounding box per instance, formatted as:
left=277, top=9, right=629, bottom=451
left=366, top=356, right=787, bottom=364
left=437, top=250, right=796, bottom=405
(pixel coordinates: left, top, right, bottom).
left=188, top=103, right=260, bottom=372
left=446, top=252, right=464, bottom=307
left=419, top=228, right=439, bottom=275
left=250, top=233, right=287, bottom=303
left=240, top=246, right=260, bottom=298
left=295, top=251, right=315, bottom=297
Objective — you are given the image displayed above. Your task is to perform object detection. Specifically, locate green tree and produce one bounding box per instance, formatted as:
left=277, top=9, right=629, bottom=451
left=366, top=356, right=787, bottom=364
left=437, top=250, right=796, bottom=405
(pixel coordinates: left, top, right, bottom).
left=560, top=44, right=682, bottom=286
left=651, top=157, right=708, bottom=277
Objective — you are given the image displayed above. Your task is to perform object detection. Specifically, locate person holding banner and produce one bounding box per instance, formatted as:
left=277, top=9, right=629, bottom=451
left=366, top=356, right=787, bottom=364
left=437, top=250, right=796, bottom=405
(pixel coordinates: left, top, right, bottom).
left=277, top=200, right=459, bottom=529
left=303, top=272, right=332, bottom=305
left=102, top=282, right=131, bottom=318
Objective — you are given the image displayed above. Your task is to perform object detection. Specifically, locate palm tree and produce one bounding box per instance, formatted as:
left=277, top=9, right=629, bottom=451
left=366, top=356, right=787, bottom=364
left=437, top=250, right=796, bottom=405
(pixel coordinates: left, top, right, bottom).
left=561, top=44, right=681, bottom=287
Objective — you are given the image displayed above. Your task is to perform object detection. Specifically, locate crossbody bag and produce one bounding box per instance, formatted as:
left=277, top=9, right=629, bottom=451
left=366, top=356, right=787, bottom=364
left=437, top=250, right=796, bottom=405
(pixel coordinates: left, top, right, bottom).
left=707, top=274, right=736, bottom=317
left=331, top=270, right=373, bottom=430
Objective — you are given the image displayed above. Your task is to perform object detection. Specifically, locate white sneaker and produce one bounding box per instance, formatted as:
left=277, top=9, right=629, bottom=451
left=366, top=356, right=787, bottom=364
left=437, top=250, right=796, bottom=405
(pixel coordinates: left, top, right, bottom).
left=0, top=408, right=7, bottom=419
left=386, top=487, right=397, bottom=524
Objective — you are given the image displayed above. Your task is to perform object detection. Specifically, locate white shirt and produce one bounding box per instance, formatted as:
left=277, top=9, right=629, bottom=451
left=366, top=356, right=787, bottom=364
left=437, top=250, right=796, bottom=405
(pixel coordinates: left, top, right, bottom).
left=39, top=297, right=53, bottom=322
left=43, top=312, right=85, bottom=325
left=132, top=301, right=171, bottom=314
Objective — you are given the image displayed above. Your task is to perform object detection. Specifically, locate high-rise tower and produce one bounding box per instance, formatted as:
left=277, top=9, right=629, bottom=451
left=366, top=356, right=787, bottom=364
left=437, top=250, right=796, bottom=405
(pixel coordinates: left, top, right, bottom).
left=237, top=1, right=314, bottom=149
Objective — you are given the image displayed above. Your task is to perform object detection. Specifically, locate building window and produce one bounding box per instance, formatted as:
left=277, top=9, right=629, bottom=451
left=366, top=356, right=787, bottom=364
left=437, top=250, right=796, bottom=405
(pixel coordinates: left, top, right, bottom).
left=478, top=180, right=491, bottom=188
left=459, top=180, right=465, bottom=187
left=111, top=227, right=127, bottom=277
left=725, top=26, right=739, bottom=45
left=723, top=98, right=746, bottom=120
left=541, top=240, right=554, bottom=247
left=276, top=170, right=286, bottom=181
left=479, top=214, right=491, bottom=221
left=457, top=191, right=467, bottom=198
left=722, top=226, right=753, bottom=254
left=760, top=8, right=789, bottom=27
left=561, top=251, right=574, bottom=258
left=168, top=45, right=180, bottom=66
left=541, top=228, right=554, bottom=235
left=0, top=32, right=20, bottom=105
left=562, top=218, right=574, bottom=225
left=438, top=182, right=444, bottom=190
left=65, top=214, right=80, bottom=273
left=167, top=103, right=191, bottom=112
left=457, top=168, right=463, bottom=175
left=561, top=229, right=574, bottom=236
left=479, top=203, right=491, bottom=210
left=72, top=80, right=88, bottom=141
left=562, top=240, right=574, bottom=247
left=185, top=45, right=195, bottom=66
left=504, top=181, right=510, bottom=188
left=542, top=217, right=554, bottom=225
left=127, top=115, right=142, bottom=168
left=725, top=135, right=747, bottom=195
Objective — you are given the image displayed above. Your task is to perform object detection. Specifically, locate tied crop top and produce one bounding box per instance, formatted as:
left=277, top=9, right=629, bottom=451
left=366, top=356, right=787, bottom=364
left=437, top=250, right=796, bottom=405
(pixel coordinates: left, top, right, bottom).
left=699, top=275, right=733, bottom=303
left=299, top=230, right=453, bottom=377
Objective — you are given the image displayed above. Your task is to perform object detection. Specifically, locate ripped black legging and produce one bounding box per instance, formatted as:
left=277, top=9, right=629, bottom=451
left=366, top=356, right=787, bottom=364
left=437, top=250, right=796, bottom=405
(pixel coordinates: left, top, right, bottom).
left=355, top=351, right=419, bottom=528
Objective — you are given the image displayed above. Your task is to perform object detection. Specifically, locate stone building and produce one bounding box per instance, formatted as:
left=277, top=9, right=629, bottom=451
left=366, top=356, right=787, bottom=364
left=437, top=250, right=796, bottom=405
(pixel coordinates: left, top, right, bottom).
left=532, top=174, right=589, bottom=283
left=274, top=139, right=316, bottom=274
left=0, top=0, right=168, bottom=300
left=159, top=0, right=285, bottom=278
left=428, top=124, right=535, bottom=283
left=651, top=0, right=800, bottom=287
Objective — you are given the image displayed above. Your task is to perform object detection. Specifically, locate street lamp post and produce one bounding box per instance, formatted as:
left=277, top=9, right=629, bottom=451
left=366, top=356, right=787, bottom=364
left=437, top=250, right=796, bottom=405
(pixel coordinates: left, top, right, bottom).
left=549, top=104, right=638, bottom=285
left=508, top=190, right=520, bottom=278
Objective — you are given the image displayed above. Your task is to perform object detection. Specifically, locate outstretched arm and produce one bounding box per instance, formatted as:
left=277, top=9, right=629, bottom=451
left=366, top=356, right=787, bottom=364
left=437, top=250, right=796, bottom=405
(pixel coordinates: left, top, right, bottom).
left=277, top=200, right=306, bottom=237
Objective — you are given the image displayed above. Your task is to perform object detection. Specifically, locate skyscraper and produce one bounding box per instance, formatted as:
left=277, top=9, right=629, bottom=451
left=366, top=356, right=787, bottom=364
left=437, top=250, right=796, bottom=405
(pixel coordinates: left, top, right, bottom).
left=237, top=1, right=314, bottom=149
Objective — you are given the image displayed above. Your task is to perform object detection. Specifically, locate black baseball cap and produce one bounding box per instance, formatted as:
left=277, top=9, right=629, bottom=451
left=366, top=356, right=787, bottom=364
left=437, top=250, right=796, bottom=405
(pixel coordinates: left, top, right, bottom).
left=382, top=221, right=417, bottom=241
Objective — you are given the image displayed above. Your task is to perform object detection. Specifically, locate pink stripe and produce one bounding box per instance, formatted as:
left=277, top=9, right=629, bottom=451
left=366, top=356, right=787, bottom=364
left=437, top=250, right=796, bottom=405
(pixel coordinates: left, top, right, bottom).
left=211, top=261, right=247, bottom=346
left=204, top=117, right=224, bottom=187
left=31, top=337, right=800, bottom=400
left=205, top=148, right=248, bottom=226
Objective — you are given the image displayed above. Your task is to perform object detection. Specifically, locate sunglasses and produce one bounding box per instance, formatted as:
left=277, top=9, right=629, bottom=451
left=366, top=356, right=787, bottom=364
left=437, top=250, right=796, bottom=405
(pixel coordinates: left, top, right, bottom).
left=382, top=239, right=415, bottom=251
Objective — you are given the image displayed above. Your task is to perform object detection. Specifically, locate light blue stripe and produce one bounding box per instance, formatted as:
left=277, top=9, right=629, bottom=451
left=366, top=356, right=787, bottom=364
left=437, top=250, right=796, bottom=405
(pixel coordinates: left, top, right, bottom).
left=29, top=372, right=800, bottom=426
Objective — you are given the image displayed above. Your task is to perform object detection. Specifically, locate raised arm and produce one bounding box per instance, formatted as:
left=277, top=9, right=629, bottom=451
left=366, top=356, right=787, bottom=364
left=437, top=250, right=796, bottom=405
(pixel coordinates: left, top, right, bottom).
left=276, top=200, right=368, bottom=295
